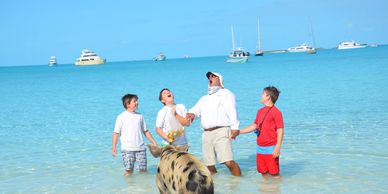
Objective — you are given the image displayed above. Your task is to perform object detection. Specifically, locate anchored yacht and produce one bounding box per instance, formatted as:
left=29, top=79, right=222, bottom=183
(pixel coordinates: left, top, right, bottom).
left=337, top=41, right=367, bottom=50
left=48, top=56, right=57, bottom=66
left=287, top=43, right=316, bottom=53
left=75, top=49, right=106, bottom=66
left=153, top=52, right=166, bottom=61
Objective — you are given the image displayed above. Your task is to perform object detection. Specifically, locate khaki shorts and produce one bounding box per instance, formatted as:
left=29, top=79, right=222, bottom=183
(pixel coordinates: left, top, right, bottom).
left=202, top=127, right=234, bottom=166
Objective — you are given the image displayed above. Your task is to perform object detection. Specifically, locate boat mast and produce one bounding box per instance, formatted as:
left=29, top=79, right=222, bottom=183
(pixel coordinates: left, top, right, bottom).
left=309, top=17, right=316, bottom=48
left=231, top=25, right=235, bottom=50
left=257, top=17, right=262, bottom=51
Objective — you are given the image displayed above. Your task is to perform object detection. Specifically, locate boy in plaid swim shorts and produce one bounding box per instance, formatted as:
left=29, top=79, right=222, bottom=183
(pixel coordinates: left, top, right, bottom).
left=112, top=94, right=157, bottom=176
left=121, top=150, right=147, bottom=171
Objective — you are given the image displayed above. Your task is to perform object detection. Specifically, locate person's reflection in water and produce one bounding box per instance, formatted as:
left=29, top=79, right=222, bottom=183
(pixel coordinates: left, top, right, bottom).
left=258, top=175, right=281, bottom=194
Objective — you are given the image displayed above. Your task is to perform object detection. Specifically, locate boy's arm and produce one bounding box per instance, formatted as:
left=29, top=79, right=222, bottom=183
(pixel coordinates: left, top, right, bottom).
left=231, top=123, right=257, bottom=139
left=156, top=127, right=169, bottom=142
left=175, top=113, right=191, bottom=126
left=112, top=132, right=119, bottom=157
left=272, top=128, right=284, bottom=158
left=173, top=105, right=191, bottom=126
left=144, top=130, right=158, bottom=146
left=240, top=123, right=258, bottom=134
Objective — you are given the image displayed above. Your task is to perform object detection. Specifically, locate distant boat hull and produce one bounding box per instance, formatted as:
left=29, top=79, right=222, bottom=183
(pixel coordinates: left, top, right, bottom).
left=337, top=41, right=367, bottom=50
left=255, top=50, right=264, bottom=56
left=153, top=56, right=166, bottom=61
left=75, top=59, right=106, bottom=66
left=226, top=57, right=248, bottom=63
left=307, top=48, right=317, bottom=54
left=287, top=43, right=316, bottom=53
left=337, top=45, right=367, bottom=50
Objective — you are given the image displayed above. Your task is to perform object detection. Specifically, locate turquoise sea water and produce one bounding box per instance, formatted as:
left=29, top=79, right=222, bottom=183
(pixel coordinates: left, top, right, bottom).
left=1, top=46, right=388, bottom=193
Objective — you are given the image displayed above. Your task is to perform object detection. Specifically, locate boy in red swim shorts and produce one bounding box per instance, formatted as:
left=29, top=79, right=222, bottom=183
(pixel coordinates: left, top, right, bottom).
left=232, top=86, right=284, bottom=176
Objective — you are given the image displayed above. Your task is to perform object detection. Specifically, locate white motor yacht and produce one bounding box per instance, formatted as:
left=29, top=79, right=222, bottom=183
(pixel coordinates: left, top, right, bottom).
left=75, top=49, right=106, bottom=66
left=337, top=41, right=367, bottom=50
left=153, top=52, right=166, bottom=61
left=287, top=43, right=316, bottom=53
left=48, top=56, right=57, bottom=66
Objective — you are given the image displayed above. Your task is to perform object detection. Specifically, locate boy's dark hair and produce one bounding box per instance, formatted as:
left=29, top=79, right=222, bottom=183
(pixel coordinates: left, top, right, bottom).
left=264, top=86, right=280, bottom=104
left=122, top=94, right=138, bottom=109
left=158, top=88, right=170, bottom=105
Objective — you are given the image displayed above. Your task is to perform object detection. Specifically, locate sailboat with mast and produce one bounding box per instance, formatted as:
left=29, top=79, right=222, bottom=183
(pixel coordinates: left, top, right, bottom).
left=226, top=25, right=249, bottom=63
left=255, top=17, right=264, bottom=56
left=307, top=18, right=317, bottom=54
left=287, top=18, right=317, bottom=54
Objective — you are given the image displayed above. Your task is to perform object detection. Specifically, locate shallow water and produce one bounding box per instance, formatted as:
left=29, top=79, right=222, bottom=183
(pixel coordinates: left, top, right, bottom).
left=1, top=46, right=388, bottom=193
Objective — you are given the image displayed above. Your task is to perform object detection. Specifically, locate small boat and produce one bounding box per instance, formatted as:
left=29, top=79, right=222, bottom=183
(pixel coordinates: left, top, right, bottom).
left=227, top=48, right=249, bottom=63
left=153, top=52, right=166, bottom=61
left=48, top=56, right=57, bottom=66
left=287, top=43, right=316, bottom=53
left=226, top=25, right=249, bottom=63
left=287, top=18, right=317, bottom=54
left=337, top=41, right=367, bottom=50
left=255, top=17, right=264, bottom=56
left=75, top=49, right=106, bottom=66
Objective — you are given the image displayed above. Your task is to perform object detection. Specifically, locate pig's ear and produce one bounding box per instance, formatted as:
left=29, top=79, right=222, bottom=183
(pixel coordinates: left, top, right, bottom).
left=175, top=145, right=189, bottom=152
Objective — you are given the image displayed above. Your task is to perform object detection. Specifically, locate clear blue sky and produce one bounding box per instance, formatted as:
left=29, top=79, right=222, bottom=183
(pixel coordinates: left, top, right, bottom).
left=1, top=0, right=387, bottom=66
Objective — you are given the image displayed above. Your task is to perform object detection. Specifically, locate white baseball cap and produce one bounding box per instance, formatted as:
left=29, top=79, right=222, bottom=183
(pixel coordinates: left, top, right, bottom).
left=206, top=72, right=224, bottom=88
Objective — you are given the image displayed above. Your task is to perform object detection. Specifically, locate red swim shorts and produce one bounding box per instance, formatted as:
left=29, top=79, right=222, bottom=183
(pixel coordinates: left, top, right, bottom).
left=256, top=153, right=279, bottom=175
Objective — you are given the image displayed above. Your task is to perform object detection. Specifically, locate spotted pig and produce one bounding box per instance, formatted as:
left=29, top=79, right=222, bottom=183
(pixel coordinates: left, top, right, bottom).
left=148, top=145, right=214, bottom=194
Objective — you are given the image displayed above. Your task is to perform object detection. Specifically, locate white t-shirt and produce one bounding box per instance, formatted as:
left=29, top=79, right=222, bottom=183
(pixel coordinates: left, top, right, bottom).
left=114, top=111, right=148, bottom=151
left=155, top=104, right=188, bottom=145
left=189, top=88, right=240, bottom=130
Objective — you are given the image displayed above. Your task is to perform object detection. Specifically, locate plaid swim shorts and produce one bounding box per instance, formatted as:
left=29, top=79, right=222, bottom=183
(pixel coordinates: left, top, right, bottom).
left=121, top=150, right=147, bottom=171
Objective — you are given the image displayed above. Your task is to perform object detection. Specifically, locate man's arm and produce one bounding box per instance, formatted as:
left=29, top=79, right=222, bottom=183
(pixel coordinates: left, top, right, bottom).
left=224, top=91, right=239, bottom=130
left=187, top=96, right=205, bottom=122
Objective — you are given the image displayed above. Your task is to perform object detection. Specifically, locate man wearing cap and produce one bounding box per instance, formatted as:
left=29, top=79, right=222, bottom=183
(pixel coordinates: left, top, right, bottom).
left=186, top=72, right=242, bottom=176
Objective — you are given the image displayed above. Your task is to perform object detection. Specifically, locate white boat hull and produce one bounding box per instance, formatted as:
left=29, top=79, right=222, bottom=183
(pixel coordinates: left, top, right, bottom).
left=153, top=56, right=166, bottom=61
left=287, top=43, right=316, bottom=53
left=255, top=50, right=264, bottom=56
left=75, top=59, right=106, bottom=66
left=337, top=45, right=367, bottom=50
left=226, top=57, right=248, bottom=63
